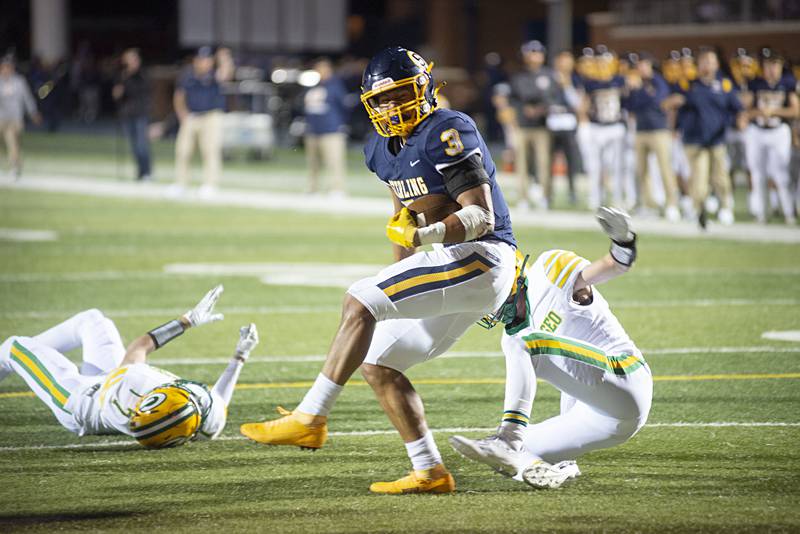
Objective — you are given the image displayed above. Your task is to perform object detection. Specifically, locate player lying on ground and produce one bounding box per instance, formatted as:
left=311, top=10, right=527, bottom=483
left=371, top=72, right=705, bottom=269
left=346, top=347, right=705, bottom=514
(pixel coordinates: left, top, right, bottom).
left=450, top=208, right=653, bottom=489
left=0, top=285, right=258, bottom=448
left=241, top=46, right=518, bottom=494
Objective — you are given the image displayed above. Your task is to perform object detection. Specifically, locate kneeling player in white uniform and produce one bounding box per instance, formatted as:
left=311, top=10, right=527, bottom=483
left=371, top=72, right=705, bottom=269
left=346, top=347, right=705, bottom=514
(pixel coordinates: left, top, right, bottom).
left=0, top=285, right=259, bottom=448
left=450, top=208, right=652, bottom=488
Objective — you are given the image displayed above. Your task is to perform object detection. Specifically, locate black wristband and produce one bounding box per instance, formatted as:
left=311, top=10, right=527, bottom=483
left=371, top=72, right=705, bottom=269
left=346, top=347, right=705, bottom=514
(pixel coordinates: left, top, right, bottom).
left=148, top=319, right=186, bottom=349
left=609, top=233, right=637, bottom=267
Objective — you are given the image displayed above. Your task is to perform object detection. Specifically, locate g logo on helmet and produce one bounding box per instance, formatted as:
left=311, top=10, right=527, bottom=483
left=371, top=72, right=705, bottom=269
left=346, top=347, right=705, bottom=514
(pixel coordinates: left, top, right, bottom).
left=128, top=384, right=201, bottom=449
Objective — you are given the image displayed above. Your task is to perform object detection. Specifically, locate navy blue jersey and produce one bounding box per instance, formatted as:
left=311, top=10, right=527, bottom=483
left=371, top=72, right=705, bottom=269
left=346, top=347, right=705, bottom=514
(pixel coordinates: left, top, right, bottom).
left=583, top=76, right=625, bottom=124
left=622, top=73, right=669, bottom=131
left=178, top=70, right=224, bottom=113
left=304, top=76, right=349, bottom=135
left=748, top=75, right=797, bottom=128
left=677, top=77, right=742, bottom=147
left=364, top=108, right=516, bottom=248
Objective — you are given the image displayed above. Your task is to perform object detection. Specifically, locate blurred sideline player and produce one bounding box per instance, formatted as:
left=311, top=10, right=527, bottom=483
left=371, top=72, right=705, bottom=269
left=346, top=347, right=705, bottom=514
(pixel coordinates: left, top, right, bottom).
left=508, top=40, right=559, bottom=210
left=622, top=52, right=680, bottom=221
left=577, top=46, right=631, bottom=210
left=0, top=286, right=258, bottom=448
left=662, top=50, right=693, bottom=215
left=741, top=48, right=799, bottom=224
left=241, top=46, right=517, bottom=495
left=450, top=207, right=652, bottom=489
left=665, top=48, right=743, bottom=228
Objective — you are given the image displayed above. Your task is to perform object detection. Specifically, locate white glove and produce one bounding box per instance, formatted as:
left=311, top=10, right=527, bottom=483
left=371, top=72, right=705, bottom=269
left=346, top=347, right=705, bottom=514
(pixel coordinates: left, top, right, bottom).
left=184, top=285, right=225, bottom=327
left=596, top=207, right=634, bottom=243
left=235, top=323, right=259, bottom=361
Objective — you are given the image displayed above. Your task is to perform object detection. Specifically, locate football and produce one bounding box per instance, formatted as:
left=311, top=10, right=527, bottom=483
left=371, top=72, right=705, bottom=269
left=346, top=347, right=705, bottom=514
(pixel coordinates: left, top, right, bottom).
left=406, top=194, right=461, bottom=227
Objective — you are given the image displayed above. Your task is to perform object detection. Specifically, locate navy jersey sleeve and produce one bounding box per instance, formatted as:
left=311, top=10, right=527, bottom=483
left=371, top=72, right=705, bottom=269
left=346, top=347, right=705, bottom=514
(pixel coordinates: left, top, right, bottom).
left=424, top=115, right=484, bottom=172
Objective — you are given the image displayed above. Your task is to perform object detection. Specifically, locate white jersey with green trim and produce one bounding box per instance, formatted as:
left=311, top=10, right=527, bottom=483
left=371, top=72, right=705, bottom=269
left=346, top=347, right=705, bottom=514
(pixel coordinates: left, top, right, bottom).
left=522, top=249, right=640, bottom=357
left=66, top=363, right=226, bottom=439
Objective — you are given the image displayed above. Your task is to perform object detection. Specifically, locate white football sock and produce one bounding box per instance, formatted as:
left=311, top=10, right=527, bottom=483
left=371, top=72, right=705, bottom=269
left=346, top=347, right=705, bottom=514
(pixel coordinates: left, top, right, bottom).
left=296, top=373, right=343, bottom=416
left=405, top=431, right=442, bottom=471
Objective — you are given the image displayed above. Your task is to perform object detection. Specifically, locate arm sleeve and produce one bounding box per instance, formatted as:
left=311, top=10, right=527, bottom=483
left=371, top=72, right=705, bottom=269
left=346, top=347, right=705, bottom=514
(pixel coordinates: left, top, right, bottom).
left=211, top=359, right=244, bottom=406
left=439, top=153, right=490, bottom=198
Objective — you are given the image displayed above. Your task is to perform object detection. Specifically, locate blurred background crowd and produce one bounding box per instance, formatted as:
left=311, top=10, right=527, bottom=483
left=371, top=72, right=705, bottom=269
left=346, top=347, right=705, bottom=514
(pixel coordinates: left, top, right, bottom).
left=2, top=0, right=800, bottom=227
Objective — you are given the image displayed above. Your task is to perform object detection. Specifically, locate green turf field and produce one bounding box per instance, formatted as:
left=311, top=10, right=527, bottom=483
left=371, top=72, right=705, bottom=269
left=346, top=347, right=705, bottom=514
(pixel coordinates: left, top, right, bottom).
left=1, top=181, right=800, bottom=532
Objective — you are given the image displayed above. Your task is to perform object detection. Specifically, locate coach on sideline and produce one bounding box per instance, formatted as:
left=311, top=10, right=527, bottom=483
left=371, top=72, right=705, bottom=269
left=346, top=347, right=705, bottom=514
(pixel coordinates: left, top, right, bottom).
left=171, top=46, right=234, bottom=199
left=664, top=48, right=743, bottom=228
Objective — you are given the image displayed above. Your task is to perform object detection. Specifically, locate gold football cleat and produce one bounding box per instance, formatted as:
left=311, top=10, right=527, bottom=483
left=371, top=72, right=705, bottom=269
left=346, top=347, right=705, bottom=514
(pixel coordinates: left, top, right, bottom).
left=240, top=406, right=328, bottom=450
left=369, top=463, right=456, bottom=495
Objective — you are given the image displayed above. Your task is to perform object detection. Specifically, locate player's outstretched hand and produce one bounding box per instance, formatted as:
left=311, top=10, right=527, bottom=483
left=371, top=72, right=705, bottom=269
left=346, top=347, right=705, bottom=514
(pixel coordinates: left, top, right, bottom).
left=235, top=323, right=259, bottom=361
left=184, top=284, right=225, bottom=327
left=596, top=207, right=634, bottom=244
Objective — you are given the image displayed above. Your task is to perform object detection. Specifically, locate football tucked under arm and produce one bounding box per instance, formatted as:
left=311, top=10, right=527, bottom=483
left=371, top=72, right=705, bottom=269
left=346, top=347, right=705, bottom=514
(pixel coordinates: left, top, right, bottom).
left=413, top=187, right=494, bottom=245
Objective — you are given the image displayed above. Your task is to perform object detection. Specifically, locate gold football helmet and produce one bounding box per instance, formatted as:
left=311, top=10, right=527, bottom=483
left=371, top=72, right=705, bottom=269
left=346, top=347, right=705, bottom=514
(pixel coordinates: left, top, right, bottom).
left=128, top=383, right=202, bottom=449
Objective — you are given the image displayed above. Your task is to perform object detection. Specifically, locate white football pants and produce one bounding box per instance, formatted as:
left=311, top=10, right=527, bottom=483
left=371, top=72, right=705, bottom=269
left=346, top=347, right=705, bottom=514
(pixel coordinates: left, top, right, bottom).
left=349, top=240, right=516, bottom=372
left=501, top=330, right=653, bottom=464
left=744, top=124, right=794, bottom=221
left=578, top=122, right=629, bottom=209
left=0, top=309, right=126, bottom=431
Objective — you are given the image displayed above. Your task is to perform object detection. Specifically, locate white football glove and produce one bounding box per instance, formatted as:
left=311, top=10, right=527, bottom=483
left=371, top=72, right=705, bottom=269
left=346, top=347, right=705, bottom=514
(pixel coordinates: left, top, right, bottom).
left=235, top=323, right=259, bottom=361
left=596, top=207, right=634, bottom=244
left=184, top=285, right=225, bottom=327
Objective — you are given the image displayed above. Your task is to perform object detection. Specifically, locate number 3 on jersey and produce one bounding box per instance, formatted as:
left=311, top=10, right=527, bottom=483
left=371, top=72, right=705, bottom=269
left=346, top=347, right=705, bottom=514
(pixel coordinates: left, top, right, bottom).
left=440, top=128, right=464, bottom=156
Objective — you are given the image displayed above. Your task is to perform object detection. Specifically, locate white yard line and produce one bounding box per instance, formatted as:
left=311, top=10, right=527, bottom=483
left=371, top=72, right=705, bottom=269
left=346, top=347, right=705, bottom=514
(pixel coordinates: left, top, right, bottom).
left=83, top=346, right=800, bottom=366
left=6, top=175, right=800, bottom=243
left=2, top=298, right=797, bottom=320
left=0, top=422, right=797, bottom=452
left=762, top=331, right=800, bottom=343
left=0, top=228, right=58, bottom=242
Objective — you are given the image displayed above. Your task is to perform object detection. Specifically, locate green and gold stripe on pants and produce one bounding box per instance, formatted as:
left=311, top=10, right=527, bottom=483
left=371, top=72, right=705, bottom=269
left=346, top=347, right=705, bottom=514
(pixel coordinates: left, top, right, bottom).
left=10, top=340, right=72, bottom=413
left=522, top=332, right=644, bottom=376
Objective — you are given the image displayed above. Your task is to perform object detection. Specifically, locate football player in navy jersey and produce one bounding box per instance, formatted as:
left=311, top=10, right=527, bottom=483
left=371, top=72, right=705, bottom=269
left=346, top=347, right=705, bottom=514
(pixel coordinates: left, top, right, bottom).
left=742, top=48, right=799, bottom=224
left=242, top=47, right=518, bottom=494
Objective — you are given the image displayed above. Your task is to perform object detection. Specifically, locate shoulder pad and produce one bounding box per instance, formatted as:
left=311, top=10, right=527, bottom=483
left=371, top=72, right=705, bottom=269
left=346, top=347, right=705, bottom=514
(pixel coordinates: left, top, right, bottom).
left=540, top=250, right=589, bottom=289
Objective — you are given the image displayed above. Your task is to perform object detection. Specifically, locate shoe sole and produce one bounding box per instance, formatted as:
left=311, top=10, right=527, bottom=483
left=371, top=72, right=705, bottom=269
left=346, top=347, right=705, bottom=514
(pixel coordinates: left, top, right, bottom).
left=521, top=463, right=580, bottom=490
left=448, top=436, right=518, bottom=478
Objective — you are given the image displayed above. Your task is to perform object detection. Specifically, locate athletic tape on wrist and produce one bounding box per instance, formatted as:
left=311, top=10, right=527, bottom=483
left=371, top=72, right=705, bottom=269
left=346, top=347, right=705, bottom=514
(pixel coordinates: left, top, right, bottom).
left=417, top=221, right=446, bottom=245
left=148, top=319, right=186, bottom=349
left=609, top=235, right=637, bottom=267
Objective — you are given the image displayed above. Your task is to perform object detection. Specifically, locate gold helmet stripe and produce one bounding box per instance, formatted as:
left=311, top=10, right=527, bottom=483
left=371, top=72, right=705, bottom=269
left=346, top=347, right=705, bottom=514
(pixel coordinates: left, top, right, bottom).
left=131, top=403, right=198, bottom=439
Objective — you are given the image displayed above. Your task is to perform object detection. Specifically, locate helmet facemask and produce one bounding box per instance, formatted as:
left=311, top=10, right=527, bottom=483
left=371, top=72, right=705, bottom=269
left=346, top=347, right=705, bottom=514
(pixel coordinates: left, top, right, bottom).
left=478, top=253, right=530, bottom=329
left=361, top=63, right=437, bottom=138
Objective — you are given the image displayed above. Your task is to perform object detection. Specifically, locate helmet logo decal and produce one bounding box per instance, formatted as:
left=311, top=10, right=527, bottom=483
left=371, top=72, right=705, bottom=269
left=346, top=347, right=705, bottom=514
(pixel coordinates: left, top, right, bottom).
left=139, top=392, right=167, bottom=412
left=371, top=77, right=395, bottom=91
left=407, top=50, right=428, bottom=70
